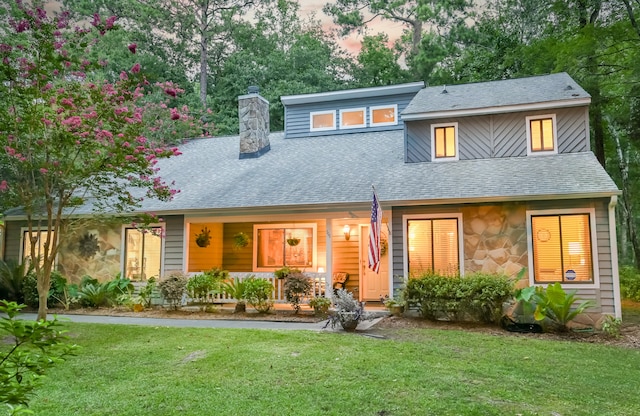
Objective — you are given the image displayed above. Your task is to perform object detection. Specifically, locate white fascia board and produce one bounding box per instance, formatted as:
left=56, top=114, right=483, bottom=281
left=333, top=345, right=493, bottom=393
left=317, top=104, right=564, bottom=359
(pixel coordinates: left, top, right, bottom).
left=401, top=98, right=592, bottom=121
left=281, top=82, right=425, bottom=106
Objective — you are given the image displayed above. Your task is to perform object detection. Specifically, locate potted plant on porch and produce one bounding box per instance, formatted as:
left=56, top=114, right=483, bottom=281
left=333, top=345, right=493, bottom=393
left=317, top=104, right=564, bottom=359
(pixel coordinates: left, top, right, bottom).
left=326, top=289, right=369, bottom=331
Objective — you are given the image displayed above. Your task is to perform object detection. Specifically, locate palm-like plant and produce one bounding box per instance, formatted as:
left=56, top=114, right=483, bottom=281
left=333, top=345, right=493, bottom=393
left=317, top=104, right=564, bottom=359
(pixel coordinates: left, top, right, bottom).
left=221, top=277, right=248, bottom=313
left=532, top=283, right=595, bottom=332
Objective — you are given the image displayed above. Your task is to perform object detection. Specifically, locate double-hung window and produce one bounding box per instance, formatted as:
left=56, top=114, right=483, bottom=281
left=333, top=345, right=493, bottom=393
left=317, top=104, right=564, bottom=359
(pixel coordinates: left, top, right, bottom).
left=254, top=223, right=316, bottom=271
left=124, top=226, right=163, bottom=280
left=528, top=209, right=596, bottom=285
left=431, top=122, right=458, bottom=161
left=526, top=114, right=557, bottom=155
left=22, top=229, right=54, bottom=268
left=404, top=214, right=462, bottom=277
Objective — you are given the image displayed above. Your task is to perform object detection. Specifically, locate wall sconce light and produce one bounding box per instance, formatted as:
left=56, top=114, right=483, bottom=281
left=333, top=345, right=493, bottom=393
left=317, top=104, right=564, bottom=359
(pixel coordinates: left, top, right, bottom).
left=343, top=224, right=351, bottom=241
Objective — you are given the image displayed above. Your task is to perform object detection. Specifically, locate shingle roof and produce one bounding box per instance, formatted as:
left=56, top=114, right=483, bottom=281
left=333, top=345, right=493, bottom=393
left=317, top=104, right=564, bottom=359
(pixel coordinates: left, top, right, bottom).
left=402, top=73, right=591, bottom=120
left=127, top=130, right=618, bottom=214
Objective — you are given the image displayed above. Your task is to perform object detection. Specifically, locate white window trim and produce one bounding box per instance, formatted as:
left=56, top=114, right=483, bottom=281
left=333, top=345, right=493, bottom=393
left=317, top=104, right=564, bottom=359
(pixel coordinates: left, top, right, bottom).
left=370, top=104, right=398, bottom=127
left=19, top=227, right=58, bottom=267
left=526, top=114, right=558, bottom=156
left=430, top=122, right=459, bottom=162
left=526, top=208, right=599, bottom=289
left=309, top=110, right=336, bottom=132
left=252, top=223, right=318, bottom=272
left=339, top=107, right=366, bottom=129
left=121, top=223, right=166, bottom=280
left=402, top=213, right=464, bottom=278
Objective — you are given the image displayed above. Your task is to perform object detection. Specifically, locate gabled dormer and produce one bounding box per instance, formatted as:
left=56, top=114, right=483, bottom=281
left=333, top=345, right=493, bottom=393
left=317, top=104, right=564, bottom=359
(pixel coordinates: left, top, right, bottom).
left=401, top=73, right=591, bottom=163
left=281, top=82, right=424, bottom=139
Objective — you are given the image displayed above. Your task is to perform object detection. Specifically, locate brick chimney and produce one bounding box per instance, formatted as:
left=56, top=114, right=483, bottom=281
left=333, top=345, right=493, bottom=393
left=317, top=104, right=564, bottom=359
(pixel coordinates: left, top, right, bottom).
left=238, top=86, right=270, bottom=159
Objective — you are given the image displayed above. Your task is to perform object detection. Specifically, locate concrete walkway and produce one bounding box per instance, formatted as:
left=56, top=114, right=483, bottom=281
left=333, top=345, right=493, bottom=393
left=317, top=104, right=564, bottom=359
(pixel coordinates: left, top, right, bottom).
left=17, top=313, right=330, bottom=331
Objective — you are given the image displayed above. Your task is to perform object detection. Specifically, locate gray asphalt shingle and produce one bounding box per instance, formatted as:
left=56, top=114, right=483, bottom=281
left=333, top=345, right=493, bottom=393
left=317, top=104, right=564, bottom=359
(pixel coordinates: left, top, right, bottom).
left=134, top=129, right=619, bottom=213
left=402, top=73, right=591, bottom=118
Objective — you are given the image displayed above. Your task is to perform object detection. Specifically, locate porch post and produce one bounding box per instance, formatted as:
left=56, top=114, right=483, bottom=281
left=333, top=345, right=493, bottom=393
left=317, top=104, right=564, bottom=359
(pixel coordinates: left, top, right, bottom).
left=326, top=218, right=333, bottom=292
left=386, top=210, right=393, bottom=297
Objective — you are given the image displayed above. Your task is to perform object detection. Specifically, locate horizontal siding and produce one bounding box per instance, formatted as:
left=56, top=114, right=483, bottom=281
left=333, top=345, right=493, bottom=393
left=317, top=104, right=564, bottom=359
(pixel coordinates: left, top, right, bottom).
left=285, top=92, right=415, bottom=139
left=222, top=223, right=254, bottom=272
left=163, top=215, right=184, bottom=275
left=4, top=220, right=27, bottom=262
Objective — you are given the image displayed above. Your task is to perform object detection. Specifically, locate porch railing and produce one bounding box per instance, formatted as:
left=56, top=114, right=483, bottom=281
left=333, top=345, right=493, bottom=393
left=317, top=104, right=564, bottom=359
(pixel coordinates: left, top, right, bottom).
left=197, top=273, right=327, bottom=304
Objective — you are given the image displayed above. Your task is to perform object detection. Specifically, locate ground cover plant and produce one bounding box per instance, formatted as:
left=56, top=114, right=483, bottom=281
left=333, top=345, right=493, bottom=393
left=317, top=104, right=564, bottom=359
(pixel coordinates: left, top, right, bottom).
left=26, top=322, right=640, bottom=416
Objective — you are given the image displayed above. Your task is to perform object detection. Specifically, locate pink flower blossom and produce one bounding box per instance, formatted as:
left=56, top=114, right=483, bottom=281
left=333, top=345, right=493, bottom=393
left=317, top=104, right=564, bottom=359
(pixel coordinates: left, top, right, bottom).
left=105, top=16, right=117, bottom=29
left=131, top=63, right=141, bottom=73
left=128, top=43, right=137, bottom=54
left=164, top=88, right=176, bottom=97
left=0, top=180, right=8, bottom=192
left=170, top=108, right=180, bottom=120
left=119, top=71, right=128, bottom=81
left=39, top=168, right=48, bottom=174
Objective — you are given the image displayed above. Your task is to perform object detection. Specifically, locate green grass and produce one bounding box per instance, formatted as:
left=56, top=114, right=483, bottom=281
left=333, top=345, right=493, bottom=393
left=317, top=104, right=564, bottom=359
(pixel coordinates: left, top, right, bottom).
left=25, top=324, right=640, bottom=416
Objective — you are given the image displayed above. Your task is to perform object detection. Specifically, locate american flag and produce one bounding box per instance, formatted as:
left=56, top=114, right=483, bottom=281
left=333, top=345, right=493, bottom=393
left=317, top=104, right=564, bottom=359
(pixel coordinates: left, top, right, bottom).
left=368, top=190, right=382, bottom=273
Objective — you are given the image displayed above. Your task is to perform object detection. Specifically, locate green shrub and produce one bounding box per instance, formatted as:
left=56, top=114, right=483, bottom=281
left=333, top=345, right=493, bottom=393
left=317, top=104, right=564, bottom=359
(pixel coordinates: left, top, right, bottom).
left=0, top=260, right=30, bottom=302
left=21, top=272, right=39, bottom=308
left=138, top=277, right=156, bottom=308
left=187, top=268, right=227, bottom=303
left=404, top=272, right=514, bottom=323
left=77, top=282, right=111, bottom=308
left=283, top=272, right=312, bottom=313
left=619, top=265, right=640, bottom=302
left=243, top=276, right=273, bottom=313
left=0, top=301, right=76, bottom=408
left=274, top=266, right=300, bottom=280
left=517, top=282, right=594, bottom=332
left=158, top=272, right=188, bottom=310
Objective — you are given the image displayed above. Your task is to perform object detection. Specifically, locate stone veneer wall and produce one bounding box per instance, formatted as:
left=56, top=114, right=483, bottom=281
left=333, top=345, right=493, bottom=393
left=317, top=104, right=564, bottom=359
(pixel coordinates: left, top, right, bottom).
left=461, top=204, right=528, bottom=279
left=238, top=92, right=270, bottom=158
left=57, top=223, right=122, bottom=284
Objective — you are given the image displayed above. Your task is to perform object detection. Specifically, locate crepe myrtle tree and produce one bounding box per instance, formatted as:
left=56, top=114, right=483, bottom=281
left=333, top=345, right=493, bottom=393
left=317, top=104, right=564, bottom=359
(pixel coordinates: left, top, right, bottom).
left=0, top=2, right=201, bottom=320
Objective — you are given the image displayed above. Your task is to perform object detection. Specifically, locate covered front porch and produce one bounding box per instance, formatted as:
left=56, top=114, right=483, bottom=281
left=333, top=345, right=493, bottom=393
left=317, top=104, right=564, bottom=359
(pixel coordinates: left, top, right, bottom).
left=182, top=211, right=392, bottom=303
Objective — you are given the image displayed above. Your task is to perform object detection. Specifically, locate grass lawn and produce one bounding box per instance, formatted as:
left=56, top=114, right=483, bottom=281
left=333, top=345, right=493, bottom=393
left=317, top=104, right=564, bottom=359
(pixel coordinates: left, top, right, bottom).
left=25, top=323, right=640, bottom=416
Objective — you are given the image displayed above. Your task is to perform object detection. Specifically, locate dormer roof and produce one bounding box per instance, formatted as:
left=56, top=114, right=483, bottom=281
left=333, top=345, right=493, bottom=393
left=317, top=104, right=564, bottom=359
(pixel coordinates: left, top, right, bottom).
left=281, top=82, right=424, bottom=105
left=402, top=72, right=590, bottom=121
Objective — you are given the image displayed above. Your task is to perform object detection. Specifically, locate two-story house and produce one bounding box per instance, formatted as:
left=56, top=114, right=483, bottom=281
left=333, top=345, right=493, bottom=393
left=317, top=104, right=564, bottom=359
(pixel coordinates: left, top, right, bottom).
left=1, top=73, right=622, bottom=319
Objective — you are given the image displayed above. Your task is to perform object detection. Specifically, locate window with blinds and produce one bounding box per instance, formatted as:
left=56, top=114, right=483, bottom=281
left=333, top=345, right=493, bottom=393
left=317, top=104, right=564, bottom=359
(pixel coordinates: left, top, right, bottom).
left=531, top=213, right=593, bottom=283
left=407, top=218, right=459, bottom=277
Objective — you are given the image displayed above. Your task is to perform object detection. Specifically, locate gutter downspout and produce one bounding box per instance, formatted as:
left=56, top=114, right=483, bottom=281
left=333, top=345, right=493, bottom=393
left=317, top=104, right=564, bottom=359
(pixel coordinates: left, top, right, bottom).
left=609, top=195, right=622, bottom=319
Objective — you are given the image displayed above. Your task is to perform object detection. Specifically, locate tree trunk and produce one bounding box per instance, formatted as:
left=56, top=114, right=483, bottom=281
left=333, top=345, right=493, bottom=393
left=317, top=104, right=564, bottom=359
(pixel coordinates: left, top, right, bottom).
left=199, top=1, right=208, bottom=108
left=37, top=267, right=51, bottom=321
left=613, top=126, right=640, bottom=268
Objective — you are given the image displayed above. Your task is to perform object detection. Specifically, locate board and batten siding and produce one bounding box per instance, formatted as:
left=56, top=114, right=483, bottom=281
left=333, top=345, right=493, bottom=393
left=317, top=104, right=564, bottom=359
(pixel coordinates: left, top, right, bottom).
left=285, top=93, right=415, bottom=139
left=405, top=106, right=589, bottom=163
left=391, top=199, right=615, bottom=315
left=162, top=215, right=185, bottom=275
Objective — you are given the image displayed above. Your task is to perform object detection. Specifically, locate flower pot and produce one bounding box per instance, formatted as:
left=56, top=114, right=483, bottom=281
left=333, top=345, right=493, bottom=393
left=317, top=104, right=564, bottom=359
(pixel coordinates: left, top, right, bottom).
left=338, top=312, right=359, bottom=331
left=389, top=305, right=404, bottom=316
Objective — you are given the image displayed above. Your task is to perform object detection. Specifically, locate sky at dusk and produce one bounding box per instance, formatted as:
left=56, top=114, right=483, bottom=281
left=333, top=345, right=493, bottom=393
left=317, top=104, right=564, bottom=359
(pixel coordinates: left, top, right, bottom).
left=44, top=0, right=404, bottom=56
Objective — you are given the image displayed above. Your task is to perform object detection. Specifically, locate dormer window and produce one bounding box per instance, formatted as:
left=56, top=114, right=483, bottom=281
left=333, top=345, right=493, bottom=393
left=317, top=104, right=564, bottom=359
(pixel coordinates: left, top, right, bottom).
left=527, top=114, right=557, bottom=155
left=431, top=122, right=458, bottom=161
left=310, top=110, right=336, bottom=131
left=340, top=108, right=366, bottom=129
left=370, top=105, right=398, bottom=126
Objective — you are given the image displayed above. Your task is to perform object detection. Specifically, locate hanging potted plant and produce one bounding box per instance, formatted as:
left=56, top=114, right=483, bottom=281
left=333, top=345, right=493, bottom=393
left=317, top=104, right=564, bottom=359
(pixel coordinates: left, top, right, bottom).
left=233, top=232, right=250, bottom=250
left=195, top=227, right=211, bottom=248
